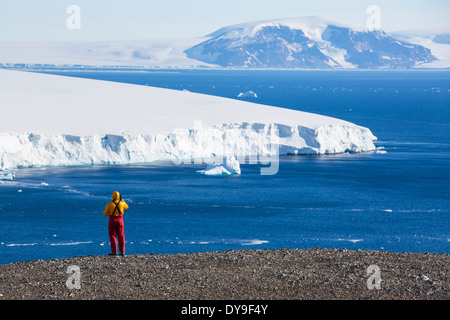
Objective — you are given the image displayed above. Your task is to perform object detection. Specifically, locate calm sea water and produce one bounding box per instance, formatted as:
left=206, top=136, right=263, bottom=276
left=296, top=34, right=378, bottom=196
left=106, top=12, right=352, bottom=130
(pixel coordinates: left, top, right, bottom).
left=1, top=70, right=449, bottom=264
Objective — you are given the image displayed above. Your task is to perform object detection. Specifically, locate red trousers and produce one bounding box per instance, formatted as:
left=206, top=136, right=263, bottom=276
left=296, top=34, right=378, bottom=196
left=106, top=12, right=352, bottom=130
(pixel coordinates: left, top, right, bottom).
left=108, top=215, right=125, bottom=253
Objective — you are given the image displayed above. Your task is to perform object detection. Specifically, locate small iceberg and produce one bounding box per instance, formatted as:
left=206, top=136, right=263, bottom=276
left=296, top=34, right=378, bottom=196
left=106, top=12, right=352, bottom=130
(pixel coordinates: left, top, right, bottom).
left=197, top=155, right=241, bottom=175
left=237, top=90, right=257, bottom=98
left=0, top=171, right=15, bottom=181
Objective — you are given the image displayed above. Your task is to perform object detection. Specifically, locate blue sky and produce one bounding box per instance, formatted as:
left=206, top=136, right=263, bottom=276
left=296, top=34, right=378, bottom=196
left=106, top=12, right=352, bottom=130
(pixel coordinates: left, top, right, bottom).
left=0, top=0, right=449, bottom=41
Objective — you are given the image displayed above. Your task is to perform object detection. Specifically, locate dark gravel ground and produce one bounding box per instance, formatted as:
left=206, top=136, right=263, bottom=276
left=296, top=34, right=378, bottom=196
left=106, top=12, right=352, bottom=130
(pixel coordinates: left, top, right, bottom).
left=0, top=248, right=448, bottom=300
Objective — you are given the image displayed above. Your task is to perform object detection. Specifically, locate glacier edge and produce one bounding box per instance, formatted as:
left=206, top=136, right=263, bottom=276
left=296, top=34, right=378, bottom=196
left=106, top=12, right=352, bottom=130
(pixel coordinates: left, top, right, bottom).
left=0, top=122, right=377, bottom=171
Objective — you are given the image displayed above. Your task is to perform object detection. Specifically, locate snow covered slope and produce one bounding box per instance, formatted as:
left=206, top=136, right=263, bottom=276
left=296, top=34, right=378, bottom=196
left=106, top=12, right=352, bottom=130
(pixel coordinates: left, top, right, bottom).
left=0, top=38, right=215, bottom=68
left=392, top=28, right=450, bottom=68
left=0, top=70, right=376, bottom=170
left=185, top=16, right=436, bottom=69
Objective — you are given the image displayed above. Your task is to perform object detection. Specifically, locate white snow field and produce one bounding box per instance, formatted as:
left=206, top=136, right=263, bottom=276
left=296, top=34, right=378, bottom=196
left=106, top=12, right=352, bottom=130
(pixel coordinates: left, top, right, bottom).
left=0, top=69, right=377, bottom=171
left=0, top=38, right=215, bottom=68
left=393, top=28, right=450, bottom=68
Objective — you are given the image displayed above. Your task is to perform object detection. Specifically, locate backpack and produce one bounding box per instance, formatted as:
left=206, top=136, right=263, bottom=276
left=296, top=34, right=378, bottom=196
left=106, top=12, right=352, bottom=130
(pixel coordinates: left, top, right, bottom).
left=111, top=196, right=123, bottom=216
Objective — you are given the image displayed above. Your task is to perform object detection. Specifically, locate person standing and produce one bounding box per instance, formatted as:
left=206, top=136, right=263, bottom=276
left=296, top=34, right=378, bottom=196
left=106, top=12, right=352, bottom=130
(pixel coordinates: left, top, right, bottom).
left=103, top=191, right=129, bottom=256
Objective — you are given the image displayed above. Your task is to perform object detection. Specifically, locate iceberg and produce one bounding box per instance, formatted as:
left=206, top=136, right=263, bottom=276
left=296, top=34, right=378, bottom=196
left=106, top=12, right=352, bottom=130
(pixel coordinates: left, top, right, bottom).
left=0, top=171, right=15, bottom=180
left=237, top=91, right=258, bottom=98
left=197, top=156, right=241, bottom=175
left=0, top=70, right=377, bottom=171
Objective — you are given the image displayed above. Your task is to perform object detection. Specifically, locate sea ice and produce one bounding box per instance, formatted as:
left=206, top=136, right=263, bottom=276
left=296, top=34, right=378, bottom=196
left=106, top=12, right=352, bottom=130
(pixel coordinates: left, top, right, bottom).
left=241, top=239, right=269, bottom=245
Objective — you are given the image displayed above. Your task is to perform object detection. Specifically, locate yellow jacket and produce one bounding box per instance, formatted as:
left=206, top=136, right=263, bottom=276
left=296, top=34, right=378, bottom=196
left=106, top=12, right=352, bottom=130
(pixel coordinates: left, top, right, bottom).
left=103, top=191, right=129, bottom=217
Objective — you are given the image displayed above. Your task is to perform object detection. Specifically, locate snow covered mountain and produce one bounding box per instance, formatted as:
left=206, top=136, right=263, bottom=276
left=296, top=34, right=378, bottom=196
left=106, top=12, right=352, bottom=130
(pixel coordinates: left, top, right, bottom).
left=0, top=70, right=377, bottom=171
left=0, top=16, right=443, bottom=69
left=185, top=16, right=437, bottom=69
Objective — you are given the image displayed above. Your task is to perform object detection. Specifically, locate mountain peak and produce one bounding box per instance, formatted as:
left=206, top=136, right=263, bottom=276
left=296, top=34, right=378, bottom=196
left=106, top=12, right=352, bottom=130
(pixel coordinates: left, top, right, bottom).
left=207, top=16, right=368, bottom=39
left=186, top=16, right=436, bottom=69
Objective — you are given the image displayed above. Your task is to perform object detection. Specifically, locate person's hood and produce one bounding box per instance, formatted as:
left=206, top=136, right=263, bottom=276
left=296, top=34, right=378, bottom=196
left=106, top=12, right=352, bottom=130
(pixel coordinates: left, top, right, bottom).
left=112, top=191, right=121, bottom=200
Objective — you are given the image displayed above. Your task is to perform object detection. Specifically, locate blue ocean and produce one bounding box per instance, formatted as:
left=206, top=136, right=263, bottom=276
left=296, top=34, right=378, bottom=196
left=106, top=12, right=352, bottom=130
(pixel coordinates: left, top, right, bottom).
left=1, top=70, right=449, bottom=264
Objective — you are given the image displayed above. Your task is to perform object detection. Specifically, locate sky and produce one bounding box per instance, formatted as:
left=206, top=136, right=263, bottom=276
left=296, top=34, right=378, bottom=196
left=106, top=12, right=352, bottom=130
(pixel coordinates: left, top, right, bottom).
left=0, top=0, right=449, bottom=41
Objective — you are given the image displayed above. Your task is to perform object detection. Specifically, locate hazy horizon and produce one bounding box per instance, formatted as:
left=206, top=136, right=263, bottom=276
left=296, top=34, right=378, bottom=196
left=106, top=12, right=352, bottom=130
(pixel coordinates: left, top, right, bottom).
left=0, top=0, right=449, bottom=42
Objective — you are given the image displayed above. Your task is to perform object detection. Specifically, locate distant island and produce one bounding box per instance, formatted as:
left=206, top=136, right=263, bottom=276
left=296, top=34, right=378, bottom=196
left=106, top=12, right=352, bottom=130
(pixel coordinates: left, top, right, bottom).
left=0, top=16, right=449, bottom=70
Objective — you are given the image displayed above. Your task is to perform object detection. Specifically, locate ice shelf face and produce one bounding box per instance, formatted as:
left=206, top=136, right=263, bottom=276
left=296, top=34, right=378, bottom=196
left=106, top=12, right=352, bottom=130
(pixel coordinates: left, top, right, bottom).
left=0, top=123, right=377, bottom=170
left=0, top=70, right=377, bottom=171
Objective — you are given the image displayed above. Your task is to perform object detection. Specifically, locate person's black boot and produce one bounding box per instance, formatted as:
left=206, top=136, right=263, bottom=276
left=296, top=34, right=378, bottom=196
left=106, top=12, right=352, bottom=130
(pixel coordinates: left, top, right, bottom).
left=108, top=252, right=118, bottom=256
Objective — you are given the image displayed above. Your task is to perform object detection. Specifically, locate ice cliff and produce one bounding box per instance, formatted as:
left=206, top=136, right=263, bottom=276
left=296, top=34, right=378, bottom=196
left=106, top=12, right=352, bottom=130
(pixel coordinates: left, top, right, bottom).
left=0, top=70, right=377, bottom=171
